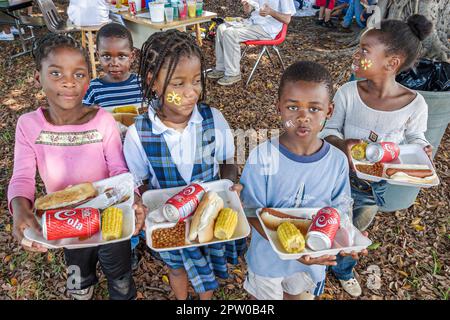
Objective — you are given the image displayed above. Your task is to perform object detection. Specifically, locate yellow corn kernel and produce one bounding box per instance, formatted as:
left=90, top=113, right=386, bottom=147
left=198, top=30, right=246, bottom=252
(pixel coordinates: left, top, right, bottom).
left=214, top=208, right=238, bottom=240
left=113, top=106, right=138, bottom=114
left=102, top=207, right=123, bottom=241
left=277, top=222, right=305, bottom=253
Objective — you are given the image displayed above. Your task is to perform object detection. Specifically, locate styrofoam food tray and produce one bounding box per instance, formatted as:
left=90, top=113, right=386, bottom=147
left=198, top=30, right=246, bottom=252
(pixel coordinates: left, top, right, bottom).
left=354, top=144, right=439, bottom=187
left=256, top=208, right=372, bottom=260
left=24, top=173, right=136, bottom=249
left=143, top=179, right=251, bottom=252
left=103, top=103, right=141, bottom=114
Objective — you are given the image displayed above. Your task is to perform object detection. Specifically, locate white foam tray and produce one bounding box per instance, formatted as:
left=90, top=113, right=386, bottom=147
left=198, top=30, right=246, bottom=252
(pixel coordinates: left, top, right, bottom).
left=354, top=144, right=440, bottom=187
left=256, top=208, right=372, bottom=260
left=142, top=179, right=251, bottom=252
left=24, top=173, right=135, bottom=249
left=103, top=103, right=141, bottom=113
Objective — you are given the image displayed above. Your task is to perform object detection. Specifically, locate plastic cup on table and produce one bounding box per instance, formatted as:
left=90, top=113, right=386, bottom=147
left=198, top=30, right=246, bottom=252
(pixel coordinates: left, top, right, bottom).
left=196, top=1, right=203, bottom=16
left=187, top=0, right=196, bottom=18
left=165, top=6, right=174, bottom=22
left=178, top=3, right=186, bottom=19
left=172, top=2, right=179, bottom=19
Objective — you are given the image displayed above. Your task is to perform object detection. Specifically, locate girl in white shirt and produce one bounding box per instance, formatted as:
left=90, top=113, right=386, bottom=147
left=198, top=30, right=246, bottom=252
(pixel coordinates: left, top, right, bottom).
left=321, top=14, right=434, bottom=297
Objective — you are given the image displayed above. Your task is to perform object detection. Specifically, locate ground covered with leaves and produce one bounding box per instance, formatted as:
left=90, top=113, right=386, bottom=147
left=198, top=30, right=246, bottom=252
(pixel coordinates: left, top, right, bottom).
left=0, top=1, right=448, bottom=300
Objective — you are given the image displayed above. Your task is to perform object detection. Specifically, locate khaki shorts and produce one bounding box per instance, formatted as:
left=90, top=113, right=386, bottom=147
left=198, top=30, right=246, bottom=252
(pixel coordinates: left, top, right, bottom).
left=243, top=270, right=316, bottom=300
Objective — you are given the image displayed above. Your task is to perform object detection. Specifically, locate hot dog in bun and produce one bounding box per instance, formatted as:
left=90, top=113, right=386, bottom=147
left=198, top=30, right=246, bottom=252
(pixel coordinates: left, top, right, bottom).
left=35, top=182, right=97, bottom=216
left=188, top=191, right=224, bottom=243
left=385, top=164, right=436, bottom=183
left=260, top=208, right=311, bottom=235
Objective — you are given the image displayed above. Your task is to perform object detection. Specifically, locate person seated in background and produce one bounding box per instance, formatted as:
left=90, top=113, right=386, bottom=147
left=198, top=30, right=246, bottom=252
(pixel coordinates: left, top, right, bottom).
left=331, top=0, right=350, bottom=19
left=341, top=0, right=376, bottom=29
left=68, top=0, right=111, bottom=26
left=207, top=0, right=296, bottom=86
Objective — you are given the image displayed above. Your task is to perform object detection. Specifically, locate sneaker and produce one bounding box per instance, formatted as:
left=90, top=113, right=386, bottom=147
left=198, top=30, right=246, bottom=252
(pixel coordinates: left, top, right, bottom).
left=315, top=19, right=324, bottom=26
left=324, top=20, right=336, bottom=28
left=353, top=205, right=378, bottom=231
left=0, top=31, right=14, bottom=41
left=68, top=285, right=94, bottom=300
left=206, top=69, right=225, bottom=79
left=341, top=21, right=351, bottom=29
left=217, top=75, right=241, bottom=86
left=10, top=27, right=24, bottom=35
left=131, top=249, right=140, bottom=271
left=339, top=278, right=362, bottom=297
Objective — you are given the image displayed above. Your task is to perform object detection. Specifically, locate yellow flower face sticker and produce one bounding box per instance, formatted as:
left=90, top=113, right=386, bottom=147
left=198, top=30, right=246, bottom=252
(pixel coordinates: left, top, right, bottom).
left=360, top=58, right=373, bottom=71
left=167, top=91, right=182, bottom=106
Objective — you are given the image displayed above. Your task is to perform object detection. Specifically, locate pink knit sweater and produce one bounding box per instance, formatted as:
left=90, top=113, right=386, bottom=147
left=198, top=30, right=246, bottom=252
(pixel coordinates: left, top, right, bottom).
left=7, top=107, right=128, bottom=212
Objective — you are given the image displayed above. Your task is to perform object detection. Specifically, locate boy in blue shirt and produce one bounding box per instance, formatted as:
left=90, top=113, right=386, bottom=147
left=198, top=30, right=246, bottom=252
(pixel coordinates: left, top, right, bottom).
left=83, top=23, right=142, bottom=108
left=240, top=61, right=366, bottom=300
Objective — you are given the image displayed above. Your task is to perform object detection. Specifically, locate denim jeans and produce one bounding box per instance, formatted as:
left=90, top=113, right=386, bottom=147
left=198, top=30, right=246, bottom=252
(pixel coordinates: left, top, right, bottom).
left=331, top=173, right=387, bottom=280
left=64, top=240, right=136, bottom=300
left=131, top=231, right=146, bottom=250
left=343, top=0, right=365, bottom=28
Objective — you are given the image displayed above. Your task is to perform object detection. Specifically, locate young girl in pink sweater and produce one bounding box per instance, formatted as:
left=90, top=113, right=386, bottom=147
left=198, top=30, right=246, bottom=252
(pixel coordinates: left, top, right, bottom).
left=8, top=34, right=136, bottom=300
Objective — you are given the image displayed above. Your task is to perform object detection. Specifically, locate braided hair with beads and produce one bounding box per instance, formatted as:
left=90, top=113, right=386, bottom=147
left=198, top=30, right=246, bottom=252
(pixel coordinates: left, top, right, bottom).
left=138, top=29, right=206, bottom=109
left=32, top=33, right=89, bottom=71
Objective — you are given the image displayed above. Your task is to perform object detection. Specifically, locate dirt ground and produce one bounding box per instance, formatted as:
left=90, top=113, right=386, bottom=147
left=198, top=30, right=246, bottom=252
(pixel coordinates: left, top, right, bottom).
left=0, top=1, right=448, bottom=300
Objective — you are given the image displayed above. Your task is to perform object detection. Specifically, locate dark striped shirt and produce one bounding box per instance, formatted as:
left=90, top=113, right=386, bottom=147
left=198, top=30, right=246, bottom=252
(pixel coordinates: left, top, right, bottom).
left=83, top=73, right=143, bottom=108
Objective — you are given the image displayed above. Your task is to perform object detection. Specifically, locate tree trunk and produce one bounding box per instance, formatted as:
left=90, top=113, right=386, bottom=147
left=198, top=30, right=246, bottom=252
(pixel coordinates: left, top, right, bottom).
left=378, top=0, right=449, bottom=61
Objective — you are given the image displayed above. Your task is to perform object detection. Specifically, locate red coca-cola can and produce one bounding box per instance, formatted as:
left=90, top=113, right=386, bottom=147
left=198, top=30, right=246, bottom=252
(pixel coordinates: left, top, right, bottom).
left=163, top=183, right=206, bottom=222
left=42, top=208, right=101, bottom=240
left=129, top=1, right=137, bottom=15
left=366, top=142, right=400, bottom=163
left=306, top=207, right=340, bottom=251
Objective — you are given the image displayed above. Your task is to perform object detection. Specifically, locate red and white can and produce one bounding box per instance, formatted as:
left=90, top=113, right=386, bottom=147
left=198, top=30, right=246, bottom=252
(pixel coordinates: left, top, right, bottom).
left=42, top=208, right=101, bottom=241
left=162, top=183, right=206, bottom=222
left=306, top=207, right=340, bottom=251
left=129, top=1, right=137, bottom=15
left=366, top=142, right=400, bottom=163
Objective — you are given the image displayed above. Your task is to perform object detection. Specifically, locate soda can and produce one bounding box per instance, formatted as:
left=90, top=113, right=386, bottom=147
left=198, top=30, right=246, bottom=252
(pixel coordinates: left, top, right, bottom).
left=306, top=207, right=340, bottom=251
left=366, top=142, right=400, bottom=163
left=129, top=1, right=137, bottom=15
left=163, top=183, right=206, bottom=222
left=42, top=208, right=101, bottom=241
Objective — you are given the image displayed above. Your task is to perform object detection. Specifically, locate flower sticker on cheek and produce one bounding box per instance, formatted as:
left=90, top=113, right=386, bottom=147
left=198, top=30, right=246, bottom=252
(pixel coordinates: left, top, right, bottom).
left=284, top=120, right=295, bottom=128
left=361, top=58, right=373, bottom=71
left=167, top=91, right=182, bottom=106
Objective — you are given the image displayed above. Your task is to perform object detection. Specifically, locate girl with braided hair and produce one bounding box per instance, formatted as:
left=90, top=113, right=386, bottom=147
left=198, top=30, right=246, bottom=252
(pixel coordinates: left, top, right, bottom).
left=8, top=33, right=136, bottom=300
left=124, top=30, right=246, bottom=300
left=322, top=14, right=434, bottom=297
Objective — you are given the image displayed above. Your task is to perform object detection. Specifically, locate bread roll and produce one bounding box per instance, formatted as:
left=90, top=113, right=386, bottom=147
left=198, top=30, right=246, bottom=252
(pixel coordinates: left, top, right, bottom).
left=35, top=183, right=97, bottom=211
left=188, top=191, right=224, bottom=243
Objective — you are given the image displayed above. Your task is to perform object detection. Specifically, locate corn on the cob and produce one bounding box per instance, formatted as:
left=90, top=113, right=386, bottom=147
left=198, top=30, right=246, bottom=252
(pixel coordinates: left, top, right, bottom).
left=277, top=222, right=305, bottom=253
left=113, top=106, right=138, bottom=114
left=102, top=207, right=123, bottom=241
left=214, top=208, right=238, bottom=240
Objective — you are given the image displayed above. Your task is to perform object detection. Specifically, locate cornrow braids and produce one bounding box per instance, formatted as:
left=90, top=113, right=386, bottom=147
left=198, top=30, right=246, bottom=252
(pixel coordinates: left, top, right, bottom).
left=138, top=29, right=206, bottom=109
left=32, top=33, right=89, bottom=71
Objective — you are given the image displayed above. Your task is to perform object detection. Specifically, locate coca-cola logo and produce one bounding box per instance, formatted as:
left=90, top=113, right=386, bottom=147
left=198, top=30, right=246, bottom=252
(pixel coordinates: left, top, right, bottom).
left=52, top=210, right=83, bottom=231
left=54, top=210, right=78, bottom=221
left=315, top=215, right=339, bottom=228
left=383, top=143, right=396, bottom=158
left=182, top=186, right=196, bottom=196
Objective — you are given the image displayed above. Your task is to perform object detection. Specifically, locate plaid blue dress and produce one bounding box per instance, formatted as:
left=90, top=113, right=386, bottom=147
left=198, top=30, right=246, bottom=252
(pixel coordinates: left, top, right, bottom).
left=135, top=103, right=247, bottom=293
